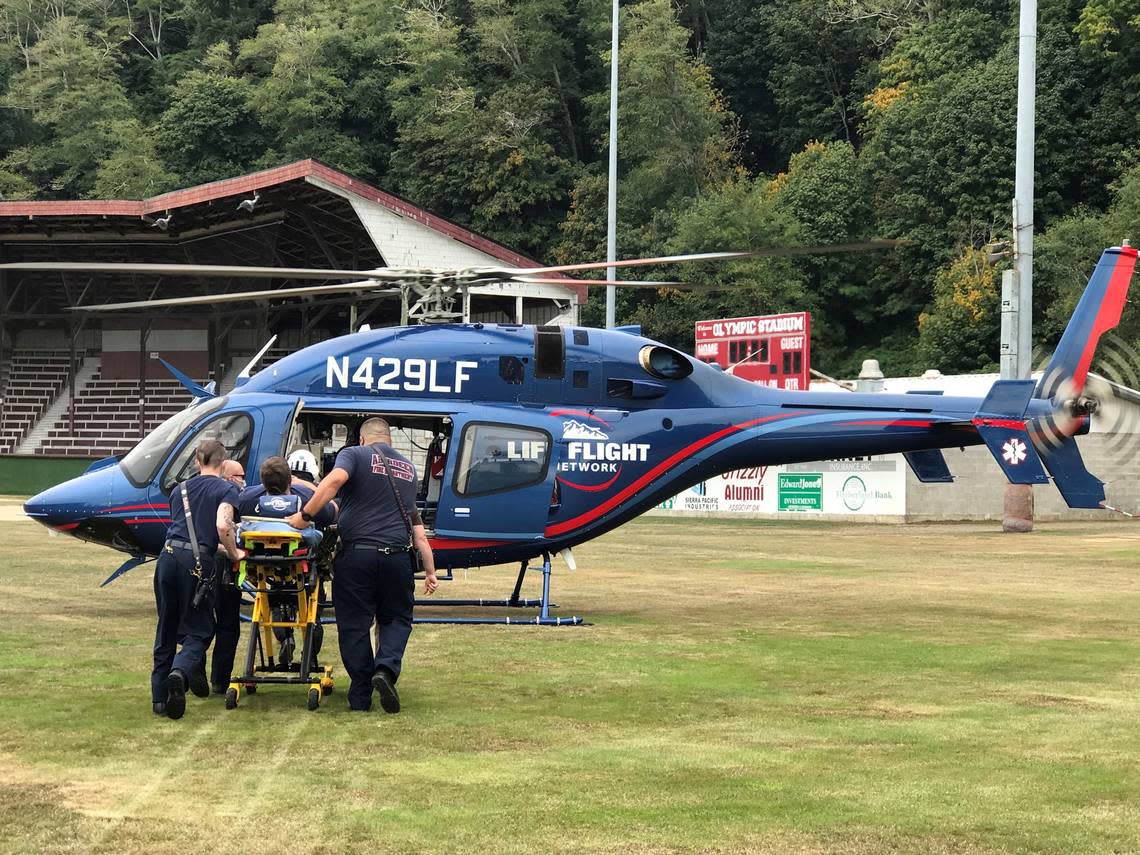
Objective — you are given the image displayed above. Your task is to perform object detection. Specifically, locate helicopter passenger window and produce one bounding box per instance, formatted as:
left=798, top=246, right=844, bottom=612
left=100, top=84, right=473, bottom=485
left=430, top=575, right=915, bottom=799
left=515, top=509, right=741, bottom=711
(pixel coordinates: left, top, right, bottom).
left=159, top=411, right=254, bottom=492
left=454, top=423, right=551, bottom=496
left=120, top=397, right=229, bottom=487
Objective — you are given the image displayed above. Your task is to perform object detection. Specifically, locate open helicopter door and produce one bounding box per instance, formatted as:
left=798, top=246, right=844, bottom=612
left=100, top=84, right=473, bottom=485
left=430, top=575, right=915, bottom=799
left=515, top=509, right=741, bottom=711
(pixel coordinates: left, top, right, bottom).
left=433, top=413, right=560, bottom=541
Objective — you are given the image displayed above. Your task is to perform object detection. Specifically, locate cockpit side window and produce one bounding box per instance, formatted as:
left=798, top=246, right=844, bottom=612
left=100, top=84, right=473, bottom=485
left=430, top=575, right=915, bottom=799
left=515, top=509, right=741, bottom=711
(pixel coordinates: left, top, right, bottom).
left=120, top=397, right=228, bottom=487
left=454, top=422, right=550, bottom=496
left=159, top=411, right=254, bottom=492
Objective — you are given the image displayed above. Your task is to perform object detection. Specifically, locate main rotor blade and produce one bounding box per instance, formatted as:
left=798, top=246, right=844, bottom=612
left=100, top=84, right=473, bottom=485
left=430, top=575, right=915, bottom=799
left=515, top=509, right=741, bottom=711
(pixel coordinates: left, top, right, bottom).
left=73, top=275, right=691, bottom=311
left=500, top=240, right=903, bottom=277
left=0, top=261, right=405, bottom=281
left=73, top=280, right=400, bottom=311
left=517, top=276, right=695, bottom=289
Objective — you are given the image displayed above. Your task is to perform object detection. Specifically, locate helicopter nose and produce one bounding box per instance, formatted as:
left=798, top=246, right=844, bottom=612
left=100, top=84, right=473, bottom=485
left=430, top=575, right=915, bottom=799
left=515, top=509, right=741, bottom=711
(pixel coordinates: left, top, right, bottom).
left=24, top=463, right=117, bottom=532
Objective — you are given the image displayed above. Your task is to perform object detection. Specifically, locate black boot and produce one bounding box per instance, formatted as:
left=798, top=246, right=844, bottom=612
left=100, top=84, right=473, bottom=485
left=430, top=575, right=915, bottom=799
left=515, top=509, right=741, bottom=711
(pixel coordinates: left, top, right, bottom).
left=371, top=669, right=400, bottom=714
left=188, top=661, right=210, bottom=698
left=166, top=670, right=187, bottom=720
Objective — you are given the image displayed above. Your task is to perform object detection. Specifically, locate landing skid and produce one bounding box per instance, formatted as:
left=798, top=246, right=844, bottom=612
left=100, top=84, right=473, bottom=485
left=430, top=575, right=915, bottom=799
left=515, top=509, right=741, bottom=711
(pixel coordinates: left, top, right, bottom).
left=414, top=553, right=586, bottom=626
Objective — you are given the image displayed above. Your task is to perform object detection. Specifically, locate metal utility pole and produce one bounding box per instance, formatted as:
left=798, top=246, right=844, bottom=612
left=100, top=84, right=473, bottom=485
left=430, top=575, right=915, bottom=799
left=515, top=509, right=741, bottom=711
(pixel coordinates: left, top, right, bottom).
left=605, top=0, right=619, bottom=329
left=1003, top=0, right=1038, bottom=533
left=1014, top=0, right=1036, bottom=380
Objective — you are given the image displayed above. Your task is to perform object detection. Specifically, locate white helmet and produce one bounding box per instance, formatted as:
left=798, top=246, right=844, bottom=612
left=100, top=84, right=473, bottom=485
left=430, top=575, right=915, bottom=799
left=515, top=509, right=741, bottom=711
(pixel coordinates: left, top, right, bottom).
left=287, top=449, right=319, bottom=482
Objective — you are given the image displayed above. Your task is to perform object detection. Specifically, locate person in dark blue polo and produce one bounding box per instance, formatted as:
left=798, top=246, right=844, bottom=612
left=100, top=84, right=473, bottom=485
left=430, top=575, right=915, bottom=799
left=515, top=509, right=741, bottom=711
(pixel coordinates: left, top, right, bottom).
left=207, top=459, right=247, bottom=695
left=286, top=417, right=438, bottom=713
left=152, top=439, right=243, bottom=720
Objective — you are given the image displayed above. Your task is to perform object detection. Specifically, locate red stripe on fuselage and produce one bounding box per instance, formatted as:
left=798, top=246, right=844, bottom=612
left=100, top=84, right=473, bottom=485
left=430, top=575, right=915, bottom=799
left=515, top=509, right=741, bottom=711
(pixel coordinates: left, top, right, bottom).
left=1074, top=246, right=1138, bottom=391
left=124, top=517, right=171, bottom=525
left=557, top=471, right=622, bottom=493
left=428, top=537, right=508, bottom=550
left=106, top=503, right=168, bottom=513
left=545, top=414, right=795, bottom=537
left=972, top=417, right=1026, bottom=430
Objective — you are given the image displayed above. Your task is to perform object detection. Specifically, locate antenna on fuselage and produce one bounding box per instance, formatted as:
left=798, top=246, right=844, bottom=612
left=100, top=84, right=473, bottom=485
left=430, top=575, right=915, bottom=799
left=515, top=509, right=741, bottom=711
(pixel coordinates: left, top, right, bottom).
left=235, top=335, right=278, bottom=387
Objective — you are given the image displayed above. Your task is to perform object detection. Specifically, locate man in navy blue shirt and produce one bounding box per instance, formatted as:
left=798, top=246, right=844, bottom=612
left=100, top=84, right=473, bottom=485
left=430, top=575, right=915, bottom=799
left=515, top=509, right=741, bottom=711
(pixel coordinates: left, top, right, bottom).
left=206, top=459, right=247, bottom=694
left=153, top=439, right=243, bottom=720
left=286, top=417, right=438, bottom=713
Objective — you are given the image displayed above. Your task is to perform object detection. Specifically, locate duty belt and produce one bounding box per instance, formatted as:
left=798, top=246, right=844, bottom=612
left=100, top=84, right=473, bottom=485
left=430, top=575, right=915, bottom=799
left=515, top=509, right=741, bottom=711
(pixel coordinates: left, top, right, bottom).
left=165, top=539, right=210, bottom=553
left=349, top=542, right=411, bottom=555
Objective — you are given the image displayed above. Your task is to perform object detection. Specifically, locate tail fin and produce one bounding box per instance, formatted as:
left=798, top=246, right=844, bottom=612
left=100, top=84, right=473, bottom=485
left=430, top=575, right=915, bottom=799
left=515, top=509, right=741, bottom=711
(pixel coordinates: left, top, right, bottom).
left=972, top=379, right=1051, bottom=485
left=1036, top=438, right=1105, bottom=508
left=1036, top=245, right=1138, bottom=399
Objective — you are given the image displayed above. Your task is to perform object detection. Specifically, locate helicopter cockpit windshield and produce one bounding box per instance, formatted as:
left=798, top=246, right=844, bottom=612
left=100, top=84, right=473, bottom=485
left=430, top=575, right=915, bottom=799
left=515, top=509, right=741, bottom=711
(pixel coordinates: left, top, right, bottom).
left=120, top=397, right=228, bottom=487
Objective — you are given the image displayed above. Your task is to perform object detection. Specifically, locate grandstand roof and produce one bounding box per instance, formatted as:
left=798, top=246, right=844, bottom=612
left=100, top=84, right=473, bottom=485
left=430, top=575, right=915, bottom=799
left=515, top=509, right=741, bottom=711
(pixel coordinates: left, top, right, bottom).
left=0, top=160, right=570, bottom=322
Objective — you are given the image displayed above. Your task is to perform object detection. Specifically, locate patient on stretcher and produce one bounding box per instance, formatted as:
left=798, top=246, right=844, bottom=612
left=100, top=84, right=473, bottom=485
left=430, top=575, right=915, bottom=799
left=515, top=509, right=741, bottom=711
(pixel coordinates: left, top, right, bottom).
left=239, top=493, right=322, bottom=549
left=235, top=456, right=337, bottom=552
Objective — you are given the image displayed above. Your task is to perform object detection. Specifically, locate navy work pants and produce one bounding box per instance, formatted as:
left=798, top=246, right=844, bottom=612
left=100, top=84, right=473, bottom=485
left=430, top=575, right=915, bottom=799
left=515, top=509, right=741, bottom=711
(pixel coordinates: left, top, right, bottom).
left=210, top=556, right=242, bottom=688
left=333, top=548, right=414, bottom=710
left=151, top=546, right=215, bottom=703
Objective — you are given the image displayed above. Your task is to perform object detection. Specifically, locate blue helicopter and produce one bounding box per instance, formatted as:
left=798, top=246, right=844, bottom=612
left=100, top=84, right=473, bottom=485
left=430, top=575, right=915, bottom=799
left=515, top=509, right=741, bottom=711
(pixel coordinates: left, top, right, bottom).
left=14, top=244, right=1138, bottom=624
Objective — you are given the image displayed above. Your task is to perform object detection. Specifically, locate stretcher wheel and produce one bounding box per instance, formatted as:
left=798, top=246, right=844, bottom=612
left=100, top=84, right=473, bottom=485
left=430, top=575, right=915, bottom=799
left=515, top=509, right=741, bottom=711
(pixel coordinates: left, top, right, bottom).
left=244, top=683, right=257, bottom=694
left=321, top=682, right=333, bottom=696
left=225, top=687, right=239, bottom=710
left=307, top=687, right=320, bottom=711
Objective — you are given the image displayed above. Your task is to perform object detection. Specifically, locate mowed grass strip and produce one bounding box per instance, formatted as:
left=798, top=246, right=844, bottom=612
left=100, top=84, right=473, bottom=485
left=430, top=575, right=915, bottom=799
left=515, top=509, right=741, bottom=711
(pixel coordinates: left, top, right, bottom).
left=0, top=516, right=1139, bottom=854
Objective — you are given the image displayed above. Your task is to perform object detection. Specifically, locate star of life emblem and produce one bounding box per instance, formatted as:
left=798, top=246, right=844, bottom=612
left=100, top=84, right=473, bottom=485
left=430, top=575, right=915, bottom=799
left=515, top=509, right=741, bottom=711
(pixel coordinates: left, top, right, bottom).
left=1001, top=437, right=1028, bottom=466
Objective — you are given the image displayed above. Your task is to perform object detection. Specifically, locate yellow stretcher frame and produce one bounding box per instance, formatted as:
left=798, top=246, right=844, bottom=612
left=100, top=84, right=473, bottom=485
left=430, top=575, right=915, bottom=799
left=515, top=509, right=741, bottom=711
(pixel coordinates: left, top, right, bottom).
left=225, top=520, right=334, bottom=712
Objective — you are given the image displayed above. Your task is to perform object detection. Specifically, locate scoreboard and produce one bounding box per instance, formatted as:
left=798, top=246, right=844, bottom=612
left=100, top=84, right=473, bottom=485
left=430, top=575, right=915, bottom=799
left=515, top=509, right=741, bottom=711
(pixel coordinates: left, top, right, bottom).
left=694, top=312, right=811, bottom=389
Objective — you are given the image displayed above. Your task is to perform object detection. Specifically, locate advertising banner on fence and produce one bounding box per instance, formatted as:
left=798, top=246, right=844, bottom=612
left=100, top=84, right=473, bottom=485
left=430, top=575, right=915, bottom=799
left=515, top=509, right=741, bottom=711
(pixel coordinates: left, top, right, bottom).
left=655, top=457, right=906, bottom=516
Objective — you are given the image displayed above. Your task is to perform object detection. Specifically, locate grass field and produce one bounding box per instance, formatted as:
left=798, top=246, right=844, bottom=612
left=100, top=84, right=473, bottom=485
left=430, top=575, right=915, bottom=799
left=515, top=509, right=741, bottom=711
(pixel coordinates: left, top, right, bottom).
left=2, top=503, right=1140, bottom=854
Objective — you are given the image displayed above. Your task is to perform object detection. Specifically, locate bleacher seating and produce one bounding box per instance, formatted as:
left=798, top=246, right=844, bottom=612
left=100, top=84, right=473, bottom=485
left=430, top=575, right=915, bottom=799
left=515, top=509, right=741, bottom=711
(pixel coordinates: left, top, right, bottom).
left=36, top=375, right=194, bottom=458
left=0, top=352, right=73, bottom=454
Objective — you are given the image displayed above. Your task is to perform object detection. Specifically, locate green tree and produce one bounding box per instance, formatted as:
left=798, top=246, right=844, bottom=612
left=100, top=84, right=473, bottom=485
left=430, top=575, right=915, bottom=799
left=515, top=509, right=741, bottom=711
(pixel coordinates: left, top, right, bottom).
left=564, top=0, right=740, bottom=289
left=1035, top=163, right=1140, bottom=347
left=916, top=247, right=1001, bottom=373
left=597, top=176, right=810, bottom=350
left=772, top=140, right=887, bottom=365
left=183, top=0, right=275, bottom=50
left=386, top=2, right=483, bottom=222
left=591, top=0, right=737, bottom=224
left=155, top=43, right=264, bottom=185
left=238, top=0, right=380, bottom=173
left=1, top=16, right=168, bottom=198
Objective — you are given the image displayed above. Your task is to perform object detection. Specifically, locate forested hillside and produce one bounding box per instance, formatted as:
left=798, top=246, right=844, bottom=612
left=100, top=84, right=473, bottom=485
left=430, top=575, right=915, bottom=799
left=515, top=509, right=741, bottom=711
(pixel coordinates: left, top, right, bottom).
left=0, top=0, right=1136, bottom=375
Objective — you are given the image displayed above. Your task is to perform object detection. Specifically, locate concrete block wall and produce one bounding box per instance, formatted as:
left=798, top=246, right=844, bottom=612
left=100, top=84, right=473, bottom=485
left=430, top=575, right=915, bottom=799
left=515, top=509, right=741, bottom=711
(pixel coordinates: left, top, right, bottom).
left=905, top=434, right=1140, bottom=521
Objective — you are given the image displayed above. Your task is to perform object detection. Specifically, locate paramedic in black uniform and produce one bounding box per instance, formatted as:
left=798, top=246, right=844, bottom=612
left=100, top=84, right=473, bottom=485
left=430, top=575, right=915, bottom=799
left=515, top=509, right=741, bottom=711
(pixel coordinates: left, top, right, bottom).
left=152, top=439, right=243, bottom=719
left=208, top=459, right=246, bottom=694
left=286, top=417, right=438, bottom=713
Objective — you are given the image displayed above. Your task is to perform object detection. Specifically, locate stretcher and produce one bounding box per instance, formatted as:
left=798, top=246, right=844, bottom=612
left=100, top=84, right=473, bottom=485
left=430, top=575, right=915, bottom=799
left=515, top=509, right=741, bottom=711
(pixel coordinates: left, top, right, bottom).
left=225, top=519, right=335, bottom=711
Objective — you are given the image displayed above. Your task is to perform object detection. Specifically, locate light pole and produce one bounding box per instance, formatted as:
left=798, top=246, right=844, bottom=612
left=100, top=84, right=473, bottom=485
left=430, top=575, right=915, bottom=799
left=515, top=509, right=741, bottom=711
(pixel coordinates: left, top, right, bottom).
left=1003, top=0, right=1037, bottom=533
left=605, top=0, right=619, bottom=329
left=1014, top=0, right=1036, bottom=381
